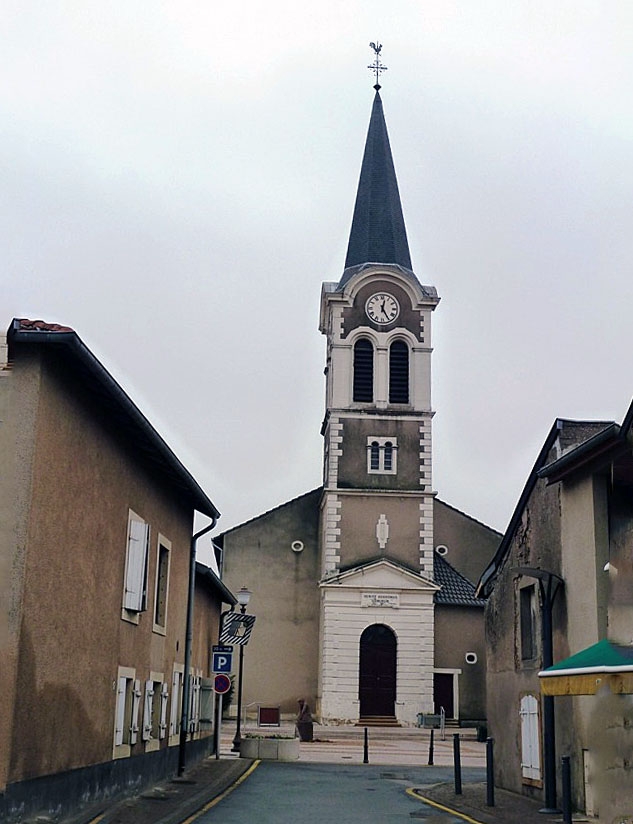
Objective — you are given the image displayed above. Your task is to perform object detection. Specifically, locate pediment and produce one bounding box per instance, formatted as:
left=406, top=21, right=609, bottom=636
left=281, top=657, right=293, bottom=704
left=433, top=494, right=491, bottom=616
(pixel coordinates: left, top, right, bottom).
left=320, top=558, right=438, bottom=592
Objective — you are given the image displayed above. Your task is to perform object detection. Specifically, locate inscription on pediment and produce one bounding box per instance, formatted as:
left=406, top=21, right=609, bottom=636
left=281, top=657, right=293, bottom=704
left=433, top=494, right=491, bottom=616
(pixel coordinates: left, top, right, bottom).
left=361, top=592, right=399, bottom=609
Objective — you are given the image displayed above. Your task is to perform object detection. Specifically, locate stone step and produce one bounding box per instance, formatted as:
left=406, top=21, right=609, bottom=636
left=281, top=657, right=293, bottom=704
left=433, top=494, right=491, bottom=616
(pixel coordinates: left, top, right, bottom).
left=356, top=716, right=401, bottom=727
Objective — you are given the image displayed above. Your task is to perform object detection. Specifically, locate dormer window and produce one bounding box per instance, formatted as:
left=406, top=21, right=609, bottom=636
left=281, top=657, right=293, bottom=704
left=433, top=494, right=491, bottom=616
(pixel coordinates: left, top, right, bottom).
left=367, top=437, right=397, bottom=474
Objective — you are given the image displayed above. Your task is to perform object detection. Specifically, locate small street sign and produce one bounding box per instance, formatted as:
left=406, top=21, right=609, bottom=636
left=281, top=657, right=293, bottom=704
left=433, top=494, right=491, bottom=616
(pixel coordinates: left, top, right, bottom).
left=212, top=650, right=233, bottom=673
left=214, top=673, right=232, bottom=694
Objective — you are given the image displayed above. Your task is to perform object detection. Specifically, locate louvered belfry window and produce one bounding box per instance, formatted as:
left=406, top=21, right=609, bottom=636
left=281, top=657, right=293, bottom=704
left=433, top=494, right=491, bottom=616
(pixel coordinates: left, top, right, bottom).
left=353, top=339, right=374, bottom=402
left=389, top=341, right=409, bottom=404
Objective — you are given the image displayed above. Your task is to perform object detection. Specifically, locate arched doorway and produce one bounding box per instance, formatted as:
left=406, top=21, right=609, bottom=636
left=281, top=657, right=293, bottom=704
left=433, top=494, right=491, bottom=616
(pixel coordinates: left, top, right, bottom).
left=359, top=624, right=397, bottom=718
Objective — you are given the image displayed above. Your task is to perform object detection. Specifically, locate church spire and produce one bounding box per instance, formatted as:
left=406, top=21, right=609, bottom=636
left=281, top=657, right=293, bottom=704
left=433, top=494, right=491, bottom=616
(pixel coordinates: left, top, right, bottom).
left=343, top=63, right=412, bottom=273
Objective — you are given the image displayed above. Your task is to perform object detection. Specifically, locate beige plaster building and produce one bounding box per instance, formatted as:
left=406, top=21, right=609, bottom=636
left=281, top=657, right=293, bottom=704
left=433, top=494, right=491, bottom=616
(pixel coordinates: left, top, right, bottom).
left=479, top=406, right=633, bottom=819
left=0, top=319, right=234, bottom=823
left=218, top=88, right=500, bottom=728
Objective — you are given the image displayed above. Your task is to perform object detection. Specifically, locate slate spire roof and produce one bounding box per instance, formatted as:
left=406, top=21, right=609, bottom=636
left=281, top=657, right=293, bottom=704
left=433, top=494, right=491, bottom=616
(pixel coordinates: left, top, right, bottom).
left=344, top=89, right=412, bottom=272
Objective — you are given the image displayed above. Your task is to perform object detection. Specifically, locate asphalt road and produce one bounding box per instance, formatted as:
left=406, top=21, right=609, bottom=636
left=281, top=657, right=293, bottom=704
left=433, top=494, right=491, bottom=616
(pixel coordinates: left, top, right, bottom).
left=196, top=762, right=487, bottom=823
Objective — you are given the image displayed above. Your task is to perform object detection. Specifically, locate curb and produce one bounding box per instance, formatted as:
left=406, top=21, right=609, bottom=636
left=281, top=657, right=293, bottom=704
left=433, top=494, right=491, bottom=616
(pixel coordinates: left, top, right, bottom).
left=407, top=788, right=485, bottom=824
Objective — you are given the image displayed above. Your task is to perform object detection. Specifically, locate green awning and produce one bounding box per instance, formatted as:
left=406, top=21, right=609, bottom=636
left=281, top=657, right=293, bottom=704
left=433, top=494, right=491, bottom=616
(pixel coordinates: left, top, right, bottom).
left=539, top=639, right=633, bottom=695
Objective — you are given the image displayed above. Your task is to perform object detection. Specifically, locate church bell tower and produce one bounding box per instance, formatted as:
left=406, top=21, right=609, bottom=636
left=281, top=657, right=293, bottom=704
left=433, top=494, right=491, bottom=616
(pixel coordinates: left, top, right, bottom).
left=317, top=53, right=440, bottom=724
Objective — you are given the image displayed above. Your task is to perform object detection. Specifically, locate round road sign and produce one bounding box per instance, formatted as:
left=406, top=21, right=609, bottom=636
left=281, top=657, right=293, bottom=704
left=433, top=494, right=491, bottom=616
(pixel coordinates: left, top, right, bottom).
left=214, top=673, right=232, bottom=694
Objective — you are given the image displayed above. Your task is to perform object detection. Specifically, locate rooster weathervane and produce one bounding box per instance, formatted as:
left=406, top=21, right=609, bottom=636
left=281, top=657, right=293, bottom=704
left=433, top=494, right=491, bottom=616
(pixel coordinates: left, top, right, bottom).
left=368, top=42, right=387, bottom=90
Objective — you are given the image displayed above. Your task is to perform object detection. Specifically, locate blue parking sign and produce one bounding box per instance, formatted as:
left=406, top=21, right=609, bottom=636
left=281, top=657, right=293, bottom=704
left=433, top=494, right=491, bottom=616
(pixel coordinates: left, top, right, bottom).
left=212, top=650, right=233, bottom=673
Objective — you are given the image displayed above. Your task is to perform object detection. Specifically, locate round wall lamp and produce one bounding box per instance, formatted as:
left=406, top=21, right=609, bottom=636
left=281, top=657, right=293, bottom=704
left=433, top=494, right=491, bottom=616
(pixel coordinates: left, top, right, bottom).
left=291, top=540, right=304, bottom=553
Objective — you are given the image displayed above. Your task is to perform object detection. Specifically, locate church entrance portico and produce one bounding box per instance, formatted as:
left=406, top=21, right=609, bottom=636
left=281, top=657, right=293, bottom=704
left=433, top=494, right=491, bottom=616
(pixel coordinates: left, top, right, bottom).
left=359, top=623, right=397, bottom=718
left=318, top=558, right=438, bottom=725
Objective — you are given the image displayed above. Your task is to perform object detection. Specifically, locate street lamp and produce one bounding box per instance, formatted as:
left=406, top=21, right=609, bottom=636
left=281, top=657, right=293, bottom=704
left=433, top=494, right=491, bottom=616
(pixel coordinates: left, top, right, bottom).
left=231, top=586, right=252, bottom=752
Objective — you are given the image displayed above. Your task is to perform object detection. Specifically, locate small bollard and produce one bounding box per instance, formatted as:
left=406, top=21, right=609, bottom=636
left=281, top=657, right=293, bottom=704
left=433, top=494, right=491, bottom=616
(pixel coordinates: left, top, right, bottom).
left=363, top=727, right=369, bottom=764
left=486, top=737, right=495, bottom=806
left=453, top=733, right=462, bottom=795
left=427, top=728, right=434, bottom=766
left=561, top=755, right=572, bottom=824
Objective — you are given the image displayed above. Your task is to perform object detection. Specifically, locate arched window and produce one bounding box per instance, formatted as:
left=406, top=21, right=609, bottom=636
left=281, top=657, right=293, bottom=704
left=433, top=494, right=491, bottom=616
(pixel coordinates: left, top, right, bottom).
left=353, top=339, right=373, bottom=402
left=389, top=341, right=409, bottom=404
left=366, top=437, right=398, bottom=474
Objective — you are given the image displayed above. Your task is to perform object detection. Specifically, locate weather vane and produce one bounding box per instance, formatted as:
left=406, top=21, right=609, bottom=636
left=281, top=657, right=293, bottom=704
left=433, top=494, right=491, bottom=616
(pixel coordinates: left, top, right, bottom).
left=368, top=42, right=387, bottom=90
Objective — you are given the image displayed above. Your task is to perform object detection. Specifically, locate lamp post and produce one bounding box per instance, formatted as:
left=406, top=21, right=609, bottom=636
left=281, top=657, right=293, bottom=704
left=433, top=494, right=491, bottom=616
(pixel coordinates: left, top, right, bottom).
left=231, top=586, right=252, bottom=752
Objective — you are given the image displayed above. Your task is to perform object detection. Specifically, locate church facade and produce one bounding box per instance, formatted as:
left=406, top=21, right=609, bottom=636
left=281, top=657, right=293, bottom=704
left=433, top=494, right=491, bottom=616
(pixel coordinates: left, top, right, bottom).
left=217, top=89, right=500, bottom=726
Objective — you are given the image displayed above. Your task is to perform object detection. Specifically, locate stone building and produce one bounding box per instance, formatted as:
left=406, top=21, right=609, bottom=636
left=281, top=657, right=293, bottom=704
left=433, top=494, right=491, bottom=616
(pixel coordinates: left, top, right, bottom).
left=0, top=319, right=234, bottom=822
left=478, top=408, right=633, bottom=818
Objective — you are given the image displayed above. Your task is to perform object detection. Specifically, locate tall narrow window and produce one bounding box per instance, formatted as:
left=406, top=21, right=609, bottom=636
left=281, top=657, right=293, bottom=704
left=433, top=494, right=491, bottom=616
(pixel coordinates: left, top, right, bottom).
left=154, top=538, right=171, bottom=632
left=520, top=586, right=537, bottom=660
left=370, top=441, right=380, bottom=470
left=389, top=341, right=409, bottom=404
left=384, top=441, right=393, bottom=471
left=353, top=339, right=374, bottom=402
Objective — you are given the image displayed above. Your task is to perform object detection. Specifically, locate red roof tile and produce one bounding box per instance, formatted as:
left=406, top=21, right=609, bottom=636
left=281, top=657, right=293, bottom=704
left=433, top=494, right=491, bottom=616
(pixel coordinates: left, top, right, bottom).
left=17, top=318, right=75, bottom=333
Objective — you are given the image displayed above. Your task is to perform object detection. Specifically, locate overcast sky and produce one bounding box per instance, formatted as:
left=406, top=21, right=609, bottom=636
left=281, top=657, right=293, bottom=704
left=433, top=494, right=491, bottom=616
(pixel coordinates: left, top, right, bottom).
left=4, top=2, right=633, bottom=569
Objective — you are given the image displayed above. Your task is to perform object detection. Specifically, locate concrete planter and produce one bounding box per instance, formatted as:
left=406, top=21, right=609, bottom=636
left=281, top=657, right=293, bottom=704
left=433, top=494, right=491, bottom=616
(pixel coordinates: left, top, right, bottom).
left=240, top=737, right=299, bottom=761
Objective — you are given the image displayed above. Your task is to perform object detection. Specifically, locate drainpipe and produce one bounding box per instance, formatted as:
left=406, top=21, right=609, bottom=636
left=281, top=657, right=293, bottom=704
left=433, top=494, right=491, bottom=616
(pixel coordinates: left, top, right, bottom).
left=178, top=515, right=217, bottom=776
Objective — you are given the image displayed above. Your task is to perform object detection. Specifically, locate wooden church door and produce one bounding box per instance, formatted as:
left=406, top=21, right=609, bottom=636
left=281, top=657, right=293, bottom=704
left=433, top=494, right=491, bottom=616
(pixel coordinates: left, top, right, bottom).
left=433, top=672, right=454, bottom=717
left=359, top=624, right=397, bottom=717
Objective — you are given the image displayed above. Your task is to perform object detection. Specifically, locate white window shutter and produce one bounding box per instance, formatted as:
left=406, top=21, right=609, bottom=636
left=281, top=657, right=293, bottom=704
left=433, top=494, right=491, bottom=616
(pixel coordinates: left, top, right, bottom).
left=139, top=521, right=150, bottom=610
left=170, top=671, right=181, bottom=736
left=130, top=679, right=142, bottom=745
left=199, top=678, right=214, bottom=729
left=124, top=519, right=148, bottom=611
left=142, top=680, right=154, bottom=741
left=520, top=695, right=541, bottom=780
left=159, top=682, right=169, bottom=739
left=115, top=677, right=127, bottom=746
left=190, top=676, right=201, bottom=733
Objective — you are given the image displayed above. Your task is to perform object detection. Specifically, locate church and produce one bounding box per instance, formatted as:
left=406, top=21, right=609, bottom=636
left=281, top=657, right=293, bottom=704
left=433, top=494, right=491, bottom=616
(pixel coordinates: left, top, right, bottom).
left=216, top=78, right=500, bottom=727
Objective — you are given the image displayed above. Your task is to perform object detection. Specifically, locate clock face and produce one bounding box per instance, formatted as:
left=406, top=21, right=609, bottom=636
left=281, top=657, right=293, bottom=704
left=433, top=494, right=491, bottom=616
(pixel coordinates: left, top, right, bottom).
left=366, top=293, right=400, bottom=324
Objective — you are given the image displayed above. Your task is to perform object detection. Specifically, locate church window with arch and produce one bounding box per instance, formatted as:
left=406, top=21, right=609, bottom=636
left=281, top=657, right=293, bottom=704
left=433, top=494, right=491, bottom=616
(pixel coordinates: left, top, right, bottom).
left=353, top=338, right=374, bottom=402
left=389, top=340, right=409, bottom=404
left=367, top=437, right=397, bottom=474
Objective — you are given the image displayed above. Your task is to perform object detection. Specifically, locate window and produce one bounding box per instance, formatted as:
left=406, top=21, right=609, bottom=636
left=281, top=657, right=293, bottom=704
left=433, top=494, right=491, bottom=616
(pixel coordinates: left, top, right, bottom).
left=389, top=340, right=409, bottom=404
left=189, top=672, right=201, bottom=734
left=520, top=694, right=541, bottom=782
left=199, top=678, right=215, bottom=732
left=169, top=667, right=184, bottom=742
left=153, top=537, right=171, bottom=633
left=353, top=339, right=374, bottom=402
left=114, top=667, right=141, bottom=757
left=142, top=676, right=167, bottom=748
left=520, top=585, right=537, bottom=660
left=123, top=510, right=149, bottom=615
left=367, top=437, right=397, bottom=474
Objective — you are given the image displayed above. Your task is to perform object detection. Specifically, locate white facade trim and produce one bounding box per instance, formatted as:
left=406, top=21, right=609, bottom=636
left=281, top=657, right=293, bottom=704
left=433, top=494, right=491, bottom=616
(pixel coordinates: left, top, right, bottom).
left=318, top=561, right=437, bottom=725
